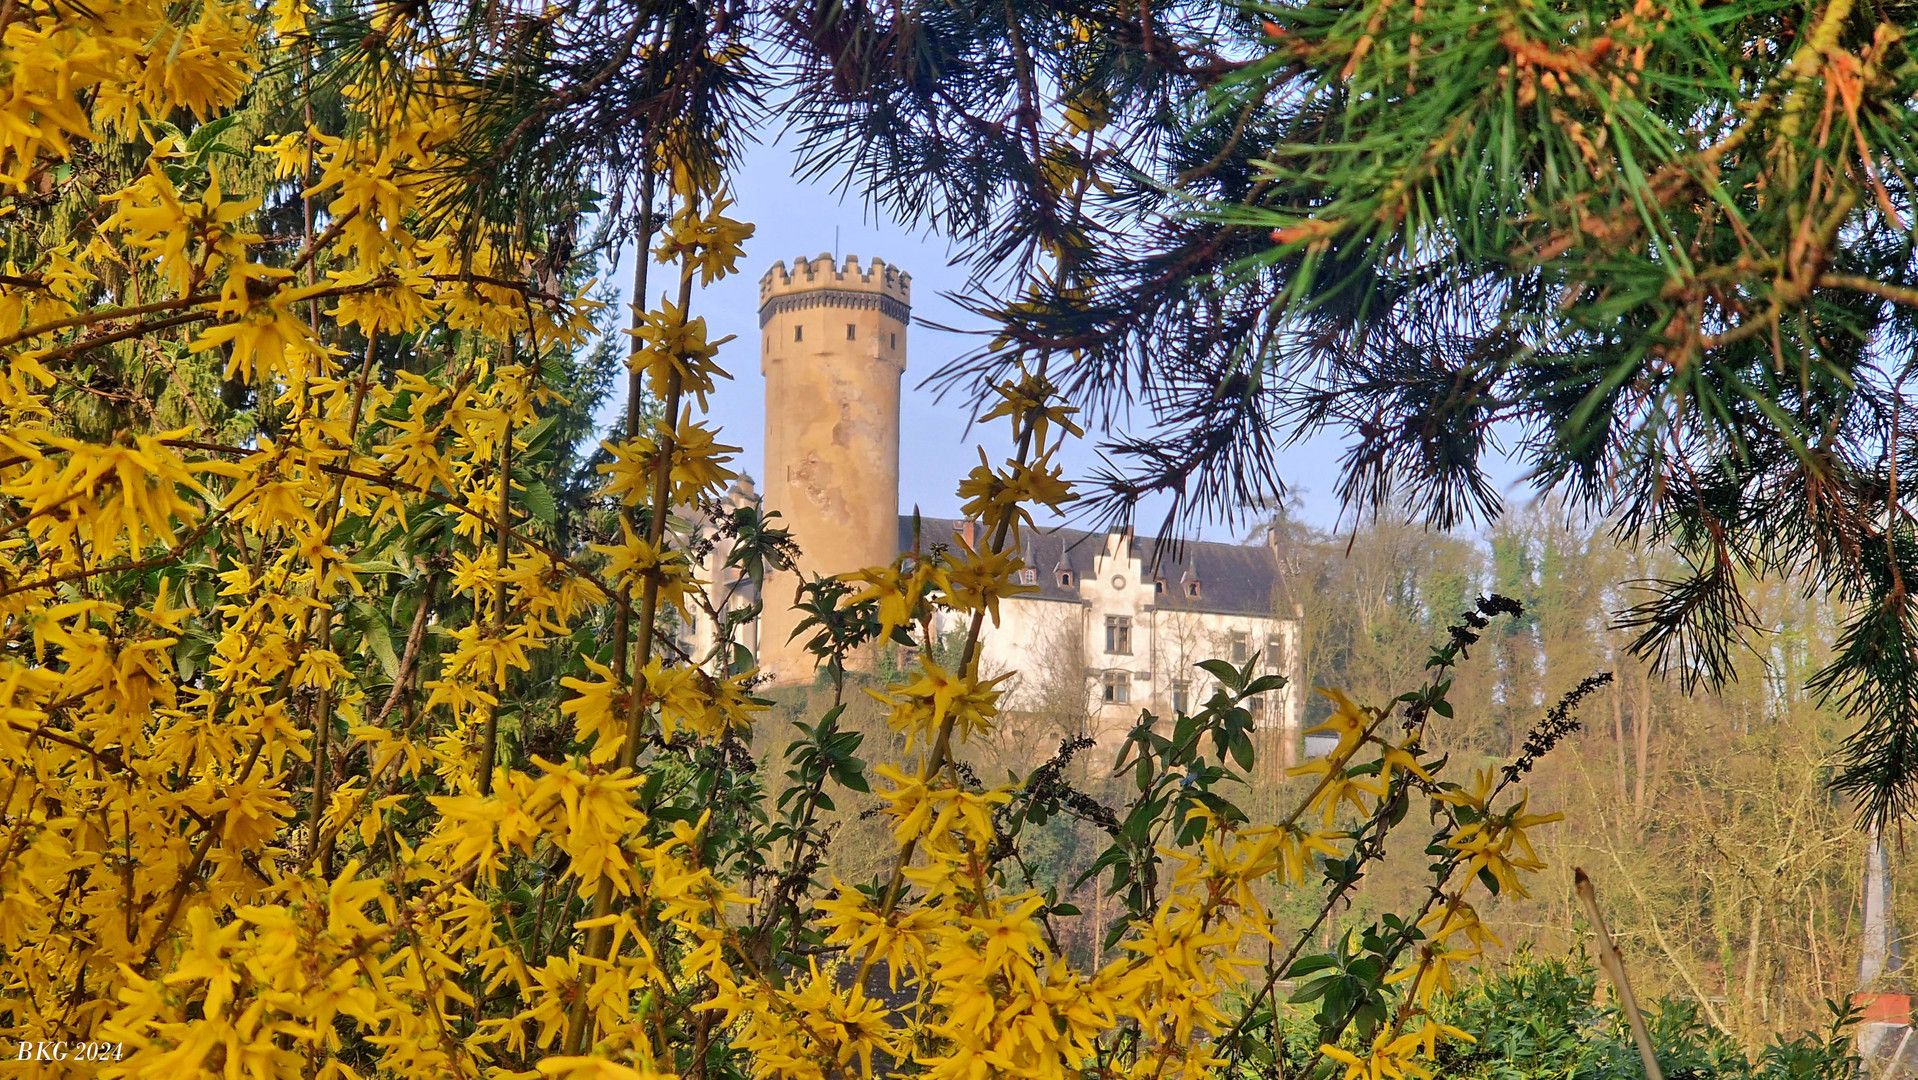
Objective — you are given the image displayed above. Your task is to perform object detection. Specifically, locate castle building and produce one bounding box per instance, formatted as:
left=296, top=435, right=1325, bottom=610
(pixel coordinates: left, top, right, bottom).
left=688, top=255, right=1302, bottom=755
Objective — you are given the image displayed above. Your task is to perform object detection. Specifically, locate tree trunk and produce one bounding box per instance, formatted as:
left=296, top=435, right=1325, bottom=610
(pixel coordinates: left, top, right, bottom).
left=1633, top=676, right=1653, bottom=825
left=1861, top=825, right=1895, bottom=986
left=1611, top=680, right=1630, bottom=809
left=1808, top=907, right=1826, bottom=1006
left=1092, top=884, right=1105, bottom=966
left=1741, top=898, right=1763, bottom=1038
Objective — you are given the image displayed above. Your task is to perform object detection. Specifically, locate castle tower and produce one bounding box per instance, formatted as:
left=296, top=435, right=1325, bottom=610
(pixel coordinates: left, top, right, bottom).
left=757, top=254, right=910, bottom=685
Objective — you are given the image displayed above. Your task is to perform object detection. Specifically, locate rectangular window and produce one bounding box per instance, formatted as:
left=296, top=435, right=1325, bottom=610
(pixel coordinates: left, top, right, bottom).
left=890, top=333, right=897, bottom=348
left=1230, top=630, right=1248, bottom=663
left=1105, top=615, right=1132, bottom=655
left=1266, top=634, right=1286, bottom=670
left=1102, top=670, right=1130, bottom=705
left=1172, top=681, right=1190, bottom=715
left=794, top=325, right=803, bottom=342
left=847, top=323, right=856, bottom=340
left=1248, top=695, right=1267, bottom=723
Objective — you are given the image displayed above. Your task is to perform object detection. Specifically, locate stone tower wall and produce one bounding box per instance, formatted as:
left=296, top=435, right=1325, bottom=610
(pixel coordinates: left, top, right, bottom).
left=757, top=254, right=910, bottom=684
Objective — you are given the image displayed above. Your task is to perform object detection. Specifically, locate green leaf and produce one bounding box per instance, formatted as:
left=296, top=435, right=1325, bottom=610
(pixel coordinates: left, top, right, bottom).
left=1074, top=846, right=1129, bottom=890
left=1286, top=954, right=1338, bottom=977
left=829, top=762, right=869, bottom=793
left=521, top=481, right=557, bottom=525
left=1171, top=712, right=1204, bottom=759
left=1196, top=659, right=1244, bottom=691
left=518, top=414, right=559, bottom=454
left=1244, top=673, right=1287, bottom=695
left=1229, top=729, right=1254, bottom=771
left=356, top=601, right=400, bottom=679
left=1288, top=978, right=1332, bottom=1004
left=148, top=120, right=186, bottom=147
left=185, top=113, right=240, bottom=155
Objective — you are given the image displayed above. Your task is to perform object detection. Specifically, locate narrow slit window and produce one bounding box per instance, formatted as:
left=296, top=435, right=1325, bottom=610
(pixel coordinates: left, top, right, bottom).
left=794, top=325, right=803, bottom=342
left=847, top=324, right=856, bottom=340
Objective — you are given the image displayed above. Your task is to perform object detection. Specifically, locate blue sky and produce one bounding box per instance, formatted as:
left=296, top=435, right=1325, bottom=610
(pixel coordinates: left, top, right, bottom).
left=598, top=133, right=1527, bottom=542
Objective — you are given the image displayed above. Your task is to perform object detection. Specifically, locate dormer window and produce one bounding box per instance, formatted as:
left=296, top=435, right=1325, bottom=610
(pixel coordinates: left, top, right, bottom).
left=1154, top=579, right=1166, bottom=595
left=1058, top=570, right=1074, bottom=588
left=1184, top=580, right=1201, bottom=599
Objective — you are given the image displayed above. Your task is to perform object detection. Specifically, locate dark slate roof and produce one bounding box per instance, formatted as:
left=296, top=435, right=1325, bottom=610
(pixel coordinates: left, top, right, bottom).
left=897, top=515, right=1285, bottom=618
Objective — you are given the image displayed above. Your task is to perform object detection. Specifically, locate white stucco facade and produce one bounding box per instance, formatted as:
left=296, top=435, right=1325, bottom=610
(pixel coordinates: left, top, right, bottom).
left=685, top=504, right=1304, bottom=764
left=971, top=529, right=1303, bottom=759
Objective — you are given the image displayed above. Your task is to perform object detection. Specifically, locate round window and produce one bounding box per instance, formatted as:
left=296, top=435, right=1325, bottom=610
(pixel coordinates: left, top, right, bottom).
left=1111, top=575, right=1126, bottom=590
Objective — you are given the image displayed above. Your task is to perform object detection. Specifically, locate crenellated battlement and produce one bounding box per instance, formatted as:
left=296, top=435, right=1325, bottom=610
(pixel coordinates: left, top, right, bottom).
left=759, top=253, right=911, bottom=309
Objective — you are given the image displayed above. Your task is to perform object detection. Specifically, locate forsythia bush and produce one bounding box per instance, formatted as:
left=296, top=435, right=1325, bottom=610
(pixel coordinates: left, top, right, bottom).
left=0, top=3, right=1595, bottom=1079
